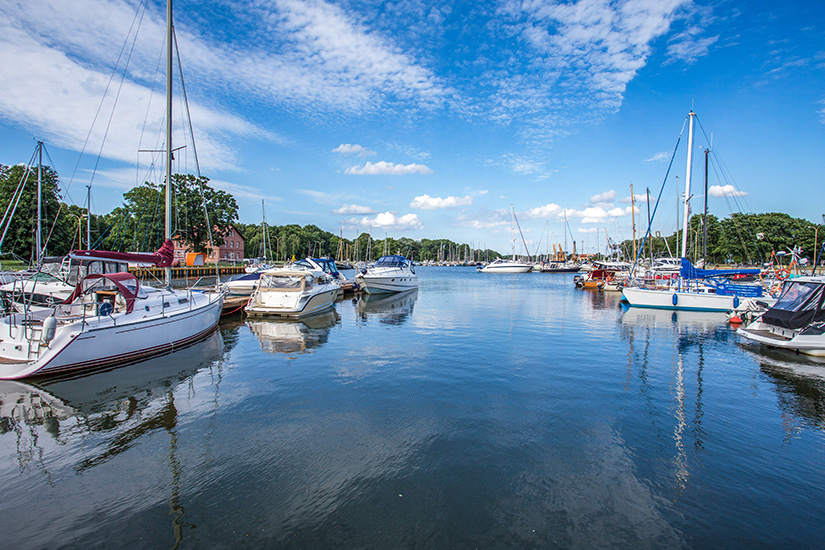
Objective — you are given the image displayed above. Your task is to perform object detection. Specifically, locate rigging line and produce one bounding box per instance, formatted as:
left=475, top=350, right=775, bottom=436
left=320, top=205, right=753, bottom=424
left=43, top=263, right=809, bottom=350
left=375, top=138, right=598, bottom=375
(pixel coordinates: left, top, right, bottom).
left=0, top=148, right=38, bottom=252
left=85, top=1, right=148, bottom=194
left=629, top=115, right=688, bottom=276
left=174, top=26, right=221, bottom=284
left=66, top=0, right=150, bottom=192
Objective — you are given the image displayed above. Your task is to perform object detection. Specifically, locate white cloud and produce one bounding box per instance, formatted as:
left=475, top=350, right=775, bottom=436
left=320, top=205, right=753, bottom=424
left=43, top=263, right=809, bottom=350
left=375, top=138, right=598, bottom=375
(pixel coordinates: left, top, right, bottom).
left=334, top=204, right=376, bottom=215
left=590, top=190, right=617, bottom=203
left=523, top=203, right=563, bottom=220
left=345, top=161, right=433, bottom=175
left=709, top=184, right=748, bottom=198
left=348, top=211, right=423, bottom=231
left=332, top=143, right=376, bottom=156
left=620, top=194, right=648, bottom=203
left=410, top=194, right=472, bottom=209
left=645, top=152, right=670, bottom=163
left=578, top=227, right=599, bottom=233
left=568, top=205, right=637, bottom=224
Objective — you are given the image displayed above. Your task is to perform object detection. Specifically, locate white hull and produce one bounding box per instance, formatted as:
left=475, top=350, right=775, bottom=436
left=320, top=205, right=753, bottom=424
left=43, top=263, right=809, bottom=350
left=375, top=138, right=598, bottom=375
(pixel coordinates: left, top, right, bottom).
left=737, top=321, right=825, bottom=356
left=479, top=263, right=532, bottom=273
left=356, top=260, right=418, bottom=294
left=0, top=289, right=223, bottom=379
left=621, top=286, right=743, bottom=312
left=246, top=287, right=337, bottom=318
left=359, top=275, right=419, bottom=294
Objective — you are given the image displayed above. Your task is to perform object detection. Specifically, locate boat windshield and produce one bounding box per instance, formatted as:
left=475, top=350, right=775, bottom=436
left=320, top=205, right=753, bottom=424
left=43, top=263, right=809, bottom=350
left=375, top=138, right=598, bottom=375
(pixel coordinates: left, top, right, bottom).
left=260, top=274, right=307, bottom=290
left=375, top=256, right=408, bottom=268
left=773, top=282, right=823, bottom=312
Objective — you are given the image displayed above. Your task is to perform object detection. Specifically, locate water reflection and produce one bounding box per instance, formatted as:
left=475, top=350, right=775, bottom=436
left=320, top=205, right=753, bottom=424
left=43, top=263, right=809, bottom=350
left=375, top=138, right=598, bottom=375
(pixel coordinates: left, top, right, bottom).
left=355, top=289, right=418, bottom=325
left=0, top=330, right=228, bottom=548
left=742, top=347, right=825, bottom=433
left=619, top=307, right=730, bottom=496
left=247, top=310, right=340, bottom=355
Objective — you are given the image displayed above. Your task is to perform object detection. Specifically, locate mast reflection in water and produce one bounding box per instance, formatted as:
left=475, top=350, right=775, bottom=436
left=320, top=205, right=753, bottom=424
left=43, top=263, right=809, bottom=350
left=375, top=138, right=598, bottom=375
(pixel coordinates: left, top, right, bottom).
left=0, top=268, right=824, bottom=548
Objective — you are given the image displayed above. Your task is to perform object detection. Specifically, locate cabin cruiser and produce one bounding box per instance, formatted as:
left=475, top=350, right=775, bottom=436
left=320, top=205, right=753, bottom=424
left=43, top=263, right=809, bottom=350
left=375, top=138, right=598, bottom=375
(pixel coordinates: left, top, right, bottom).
left=737, top=276, right=825, bottom=356
left=224, top=257, right=354, bottom=297
left=356, top=255, right=418, bottom=293
left=245, top=269, right=339, bottom=318
left=477, top=258, right=533, bottom=273
left=574, top=261, right=630, bottom=291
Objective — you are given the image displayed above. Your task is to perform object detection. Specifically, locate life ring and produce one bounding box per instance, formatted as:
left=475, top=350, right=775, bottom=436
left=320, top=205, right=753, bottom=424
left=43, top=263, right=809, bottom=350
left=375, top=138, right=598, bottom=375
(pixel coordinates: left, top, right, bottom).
left=775, top=267, right=790, bottom=280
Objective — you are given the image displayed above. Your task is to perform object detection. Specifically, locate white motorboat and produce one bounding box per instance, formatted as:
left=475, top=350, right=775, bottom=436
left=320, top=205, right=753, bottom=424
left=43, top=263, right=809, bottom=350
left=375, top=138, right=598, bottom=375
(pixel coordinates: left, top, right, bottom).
left=737, top=276, right=825, bottom=356
left=245, top=269, right=339, bottom=318
left=355, top=255, right=418, bottom=294
left=478, top=258, right=533, bottom=273
left=0, top=0, right=224, bottom=379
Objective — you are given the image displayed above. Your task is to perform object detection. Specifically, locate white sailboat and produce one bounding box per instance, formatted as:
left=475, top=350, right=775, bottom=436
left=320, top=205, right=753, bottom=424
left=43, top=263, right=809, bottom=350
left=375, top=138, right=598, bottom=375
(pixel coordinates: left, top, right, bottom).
left=0, top=0, right=224, bottom=379
left=621, top=111, right=770, bottom=312
left=479, top=205, right=532, bottom=273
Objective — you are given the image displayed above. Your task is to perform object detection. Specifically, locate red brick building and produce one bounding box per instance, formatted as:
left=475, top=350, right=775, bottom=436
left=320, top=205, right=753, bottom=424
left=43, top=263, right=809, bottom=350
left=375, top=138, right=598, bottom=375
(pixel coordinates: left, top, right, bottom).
left=173, top=225, right=245, bottom=265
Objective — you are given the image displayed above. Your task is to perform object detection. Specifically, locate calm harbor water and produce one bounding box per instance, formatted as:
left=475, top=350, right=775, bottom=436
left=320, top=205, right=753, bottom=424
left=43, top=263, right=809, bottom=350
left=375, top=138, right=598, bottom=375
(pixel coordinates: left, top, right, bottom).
left=1, top=267, right=823, bottom=548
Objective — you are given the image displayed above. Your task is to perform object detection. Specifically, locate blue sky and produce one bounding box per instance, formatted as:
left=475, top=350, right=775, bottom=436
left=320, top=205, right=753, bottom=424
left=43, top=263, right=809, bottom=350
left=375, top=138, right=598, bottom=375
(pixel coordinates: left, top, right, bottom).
left=0, top=0, right=823, bottom=255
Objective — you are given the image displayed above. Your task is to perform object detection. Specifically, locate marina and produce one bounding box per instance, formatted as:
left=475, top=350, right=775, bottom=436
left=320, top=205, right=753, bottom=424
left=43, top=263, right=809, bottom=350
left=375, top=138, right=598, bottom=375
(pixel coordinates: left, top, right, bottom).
left=0, top=267, right=824, bottom=548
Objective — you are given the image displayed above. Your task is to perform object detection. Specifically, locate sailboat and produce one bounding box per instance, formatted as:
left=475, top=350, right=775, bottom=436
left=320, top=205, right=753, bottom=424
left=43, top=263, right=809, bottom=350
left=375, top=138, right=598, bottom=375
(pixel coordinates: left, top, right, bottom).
left=479, top=205, right=532, bottom=273
left=0, top=0, right=224, bottom=379
left=621, top=111, right=769, bottom=312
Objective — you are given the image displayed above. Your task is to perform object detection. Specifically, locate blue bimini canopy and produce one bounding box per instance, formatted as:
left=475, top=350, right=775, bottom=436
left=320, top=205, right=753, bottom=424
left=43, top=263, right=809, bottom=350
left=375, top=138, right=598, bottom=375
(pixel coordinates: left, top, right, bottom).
left=679, top=258, right=760, bottom=279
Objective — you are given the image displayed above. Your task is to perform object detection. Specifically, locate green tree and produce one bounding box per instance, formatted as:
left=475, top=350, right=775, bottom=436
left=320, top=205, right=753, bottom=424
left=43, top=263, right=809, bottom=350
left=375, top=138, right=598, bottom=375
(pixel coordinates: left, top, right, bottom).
left=0, top=163, right=74, bottom=261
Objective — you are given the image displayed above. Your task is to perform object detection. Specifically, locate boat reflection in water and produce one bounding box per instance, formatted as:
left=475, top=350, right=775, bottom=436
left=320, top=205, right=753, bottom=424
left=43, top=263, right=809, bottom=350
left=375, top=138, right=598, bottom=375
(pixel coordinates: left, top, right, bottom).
left=355, top=288, right=418, bottom=326
left=0, top=329, right=228, bottom=548
left=247, top=310, right=340, bottom=355
left=619, top=306, right=731, bottom=496
left=741, top=346, right=825, bottom=435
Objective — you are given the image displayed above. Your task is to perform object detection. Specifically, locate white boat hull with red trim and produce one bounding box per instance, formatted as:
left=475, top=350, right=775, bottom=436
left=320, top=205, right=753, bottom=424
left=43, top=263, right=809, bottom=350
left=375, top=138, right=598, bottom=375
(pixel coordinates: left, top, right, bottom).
left=0, top=273, right=223, bottom=379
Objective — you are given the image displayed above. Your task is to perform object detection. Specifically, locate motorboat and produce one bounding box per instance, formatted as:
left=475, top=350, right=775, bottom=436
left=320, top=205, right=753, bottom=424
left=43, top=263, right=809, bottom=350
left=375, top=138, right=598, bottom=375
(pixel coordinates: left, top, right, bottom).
left=355, top=255, right=418, bottom=294
left=478, top=258, right=533, bottom=273
left=574, top=261, right=630, bottom=291
left=245, top=269, right=339, bottom=318
left=737, top=276, right=825, bottom=356
left=0, top=271, right=222, bottom=379
left=539, top=261, right=580, bottom=273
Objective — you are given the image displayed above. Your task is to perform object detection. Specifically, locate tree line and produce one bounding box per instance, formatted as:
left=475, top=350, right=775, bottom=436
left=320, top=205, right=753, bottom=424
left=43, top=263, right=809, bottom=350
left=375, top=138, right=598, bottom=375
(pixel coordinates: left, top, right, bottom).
left=1, top=162, right=821, bottom=267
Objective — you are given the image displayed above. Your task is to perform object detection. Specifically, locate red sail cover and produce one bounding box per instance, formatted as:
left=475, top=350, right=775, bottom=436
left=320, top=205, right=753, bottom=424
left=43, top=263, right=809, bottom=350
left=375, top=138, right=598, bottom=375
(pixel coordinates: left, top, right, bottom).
left=70, top=239, right=175, bottom=267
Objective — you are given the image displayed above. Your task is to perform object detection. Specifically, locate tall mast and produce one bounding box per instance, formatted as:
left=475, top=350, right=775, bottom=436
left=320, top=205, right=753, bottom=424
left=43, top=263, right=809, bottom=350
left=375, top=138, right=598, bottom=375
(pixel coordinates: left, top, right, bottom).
left=681, top=111, right=695, bottom=259
left=630, top=182, right=636, bottom=262
left=702, top=146, right=710, bottom=263
left=164, top=0, right=173, bottom=287
left=510, top=204, right=515, bottom=260
left=36, top=140, right=43, bottom=265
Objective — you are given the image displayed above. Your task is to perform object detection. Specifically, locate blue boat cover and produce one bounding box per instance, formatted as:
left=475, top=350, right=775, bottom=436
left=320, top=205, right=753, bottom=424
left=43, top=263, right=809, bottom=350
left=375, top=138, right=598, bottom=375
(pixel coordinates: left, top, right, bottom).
left=679, top=258, right=760, bottom=279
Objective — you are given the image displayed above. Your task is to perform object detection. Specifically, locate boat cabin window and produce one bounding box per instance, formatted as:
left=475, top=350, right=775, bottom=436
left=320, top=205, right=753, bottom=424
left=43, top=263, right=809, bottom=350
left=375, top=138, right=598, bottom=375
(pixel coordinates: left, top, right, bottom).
left=773, top=282, right=823, bottom=312
left=375, top=256, right=408, bottom=268
left=260, top=274, right=306, bottom=289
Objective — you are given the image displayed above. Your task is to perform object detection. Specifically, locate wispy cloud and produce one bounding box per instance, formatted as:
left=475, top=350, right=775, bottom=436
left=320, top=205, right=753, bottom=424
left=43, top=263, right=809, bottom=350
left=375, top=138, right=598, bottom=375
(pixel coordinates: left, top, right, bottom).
left=332, top=143, right=376, bottom=156
left=522, top=203, right=563, bottom=220
left=645, top=152, right=671, bottom=163
left=345, top=161, right=433, bottom=175
left=410, top=194, right=473, bottom=209
left=709, top=184, right=748, bottom=198
left=590, top=190, right=617, bottom=203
